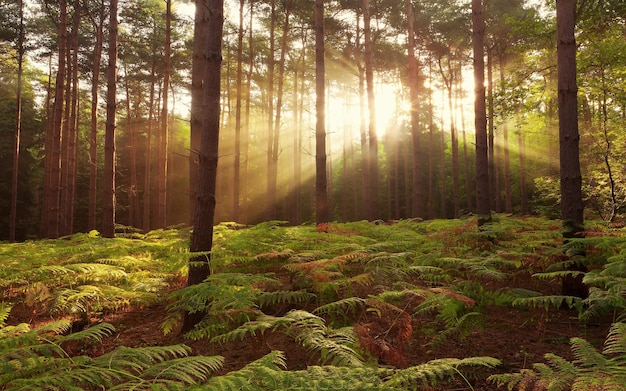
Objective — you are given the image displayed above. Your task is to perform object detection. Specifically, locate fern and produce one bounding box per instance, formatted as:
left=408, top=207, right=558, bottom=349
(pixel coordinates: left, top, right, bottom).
left=202, top=351, right=499, bottom=391
left=512, top=295, right=583, bottom=313
left=488, top=322, right=626, bottom=390
left=0, top=307, right=225, bottom=391
left=213, top=309, right=364, bottom=366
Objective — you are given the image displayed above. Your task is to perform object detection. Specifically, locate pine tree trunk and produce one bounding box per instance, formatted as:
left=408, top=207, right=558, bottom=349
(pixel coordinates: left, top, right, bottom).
left=363, top=0, right=378, bottom=220
left=556, top=0, right=587, bottom=298
left=266, top=0, right=277, bottom=220
left=157, top=0, right=172, bottom=229
left=88, top=5, right=105, bottom=232
left=487, top=48, right=496, bottom=212
left=66, top=9, right=79, bottom=235
left=102, top=0, right=118, bottom=238
left=9, top=0, right=24, bottom=242
left=472, top=0, right=491, bottom=224
left=46, top=0, right=68, bottom=239
left=406, top=0, right=425, bottom=219
left=315, top=0, right=329, bottom=225
left=183, top=0, right=224, bottom=333
left=233, top=0, right=244, bottom=222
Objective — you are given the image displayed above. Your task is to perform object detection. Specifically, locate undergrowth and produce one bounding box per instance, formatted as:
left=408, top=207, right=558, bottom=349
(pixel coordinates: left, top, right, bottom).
left=3, top=215, right=626, bottom=389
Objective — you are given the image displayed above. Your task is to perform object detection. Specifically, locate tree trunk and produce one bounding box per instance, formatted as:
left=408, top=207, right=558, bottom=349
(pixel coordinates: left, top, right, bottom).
left=556, top=0, right=587, bottom=298
left=363, top=0, right=378, bottom=220
left=315, top=0, right=329, bottom=225
left=66, top=5, right=80, bottom=235
left=472, top=0, right=491, bottom=224
left=406, top=0, right=425, bottom=219
left=183, top=0, right=224, bottom=333
left=190, top=0, right=208, bottom=226
left=157, top=0, right=172, bottom=229
left=487, top=48, right=496, bottom=212
left=266, top=0, right=277, bottom=220
left=102, top=0, right=118, bottom=238
left=46, top=0, right=68, bottom=239
left=233, top=0, right=244, bottom=222
left=272, top=0, right=293, bottom=220
left=88, top=2, right=105, bottom=232
left=518, top=110, right=528, bottom=214
left=9, top=0, right=24, bottom=242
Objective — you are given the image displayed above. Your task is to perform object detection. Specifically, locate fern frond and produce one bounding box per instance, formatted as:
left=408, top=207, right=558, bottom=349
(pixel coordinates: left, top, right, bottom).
left=203, top=350, right=286, bottom=391
left=386, top=356, right=500, bottom=388
left=603, top=322, right=626, bottom=356
left=257, top=290, right=315, bottom=308
left=0, top=303, right=11, bottom=328
left=312, top=297, right=367, bottom=317
left=513, top=295, right=583, bottom=311
left=57, top=322, right=116, bottom=345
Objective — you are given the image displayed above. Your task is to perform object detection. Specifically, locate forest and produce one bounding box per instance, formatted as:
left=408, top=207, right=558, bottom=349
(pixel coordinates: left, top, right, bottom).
left=1, top=0, right=624, bottom=241
left=2, top=0, right=626, bottom=389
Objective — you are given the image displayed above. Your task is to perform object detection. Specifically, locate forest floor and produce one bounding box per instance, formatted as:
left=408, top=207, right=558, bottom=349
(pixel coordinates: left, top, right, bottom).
left=8, top=269, right=612, bottom=390
left=4, top=217, right=621, bottom=390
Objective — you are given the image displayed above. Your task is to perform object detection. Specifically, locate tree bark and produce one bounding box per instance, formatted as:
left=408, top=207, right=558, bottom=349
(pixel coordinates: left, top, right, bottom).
left=472, top=0, right=491, bottom=224
left=183, top=0, right=224, bottom=333
left=233, top=0, right=244, bottom=222
left=9, top=0, right=24, bottom=242
left=88, top=1, right=105, bottom=232
left=363, top=0, right=378, bottom=220
left=45, top=0, right=68, bottom=239
left=315, top=0, right=329, bottom=225
left=406, top=0, right=425, bottom=219
left=102, top=0, right=118, bottom=238
left=157, top=0, right=172, bottom=229
left=556, top=0, right=587, bottom=298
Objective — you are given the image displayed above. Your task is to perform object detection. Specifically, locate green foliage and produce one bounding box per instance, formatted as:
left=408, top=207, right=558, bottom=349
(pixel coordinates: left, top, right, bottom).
left=201, top=351, right=500, bottom=391
left=163, top=272, right=315, bottom=339
left=0, top=230, right=190, bottom=318
left=0, top=304, right=224, bottom=390
left=488, top=322, right=626, bottom=390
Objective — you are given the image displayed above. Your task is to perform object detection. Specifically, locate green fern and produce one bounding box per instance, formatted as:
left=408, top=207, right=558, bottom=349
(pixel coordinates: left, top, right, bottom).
left=488, top=322, right=626, bottom=390
left=213, top=309, right=364, bottom=367
left=201, top=351, right=499, bottom=391
left=0, top=304, right=224, bottom=390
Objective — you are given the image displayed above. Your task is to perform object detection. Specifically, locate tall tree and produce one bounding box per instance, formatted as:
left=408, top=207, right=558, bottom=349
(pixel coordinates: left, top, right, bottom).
left=87, top=0, right=106, bottom=232
left=43, top=0, right=68, bottom=239
left=472, top=0, right=490, bottom=225
left=190, top=0, right=208, bottom=225
left=157, top=0, right=172, bottom=228
left=233, top=0, right=245, bottom=222
left=362, top=0, right=378, bottom=220
left=315, top=0, right=329, bottom=224
left=406, top=0, right=425, bottom=219
left=556, top=0, right=586, bottom=297
left=183, top=0, right=224, bottom=333
left=102, top=0, right=118, bottom=238
left=9, top=0, right=25, bottom=242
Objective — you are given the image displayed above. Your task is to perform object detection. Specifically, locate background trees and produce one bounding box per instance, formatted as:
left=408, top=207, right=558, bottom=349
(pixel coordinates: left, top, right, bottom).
left=2, top=0, right=626, bottom=241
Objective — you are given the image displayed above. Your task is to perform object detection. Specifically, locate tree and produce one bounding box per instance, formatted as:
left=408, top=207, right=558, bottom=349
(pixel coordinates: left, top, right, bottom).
left=42, top=0, right=68, bottom=239
left=315, top=0, right=329, bottom=225
left=157, top=0, right=172, bottom=229
left=87, top=0, right=106, bottom=232
left=472, top=0, right=490, bottom=225
left=362, top=0, right=378, bottom=220
left=406, top=0, right=425, bottom=219
left=9, top=0, right=25, bottom=242
left=183, top=0, right=224, bottom=333
left=556, top=0, right=586, bottom=298
left=102, top=0, right=118, bottom=238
